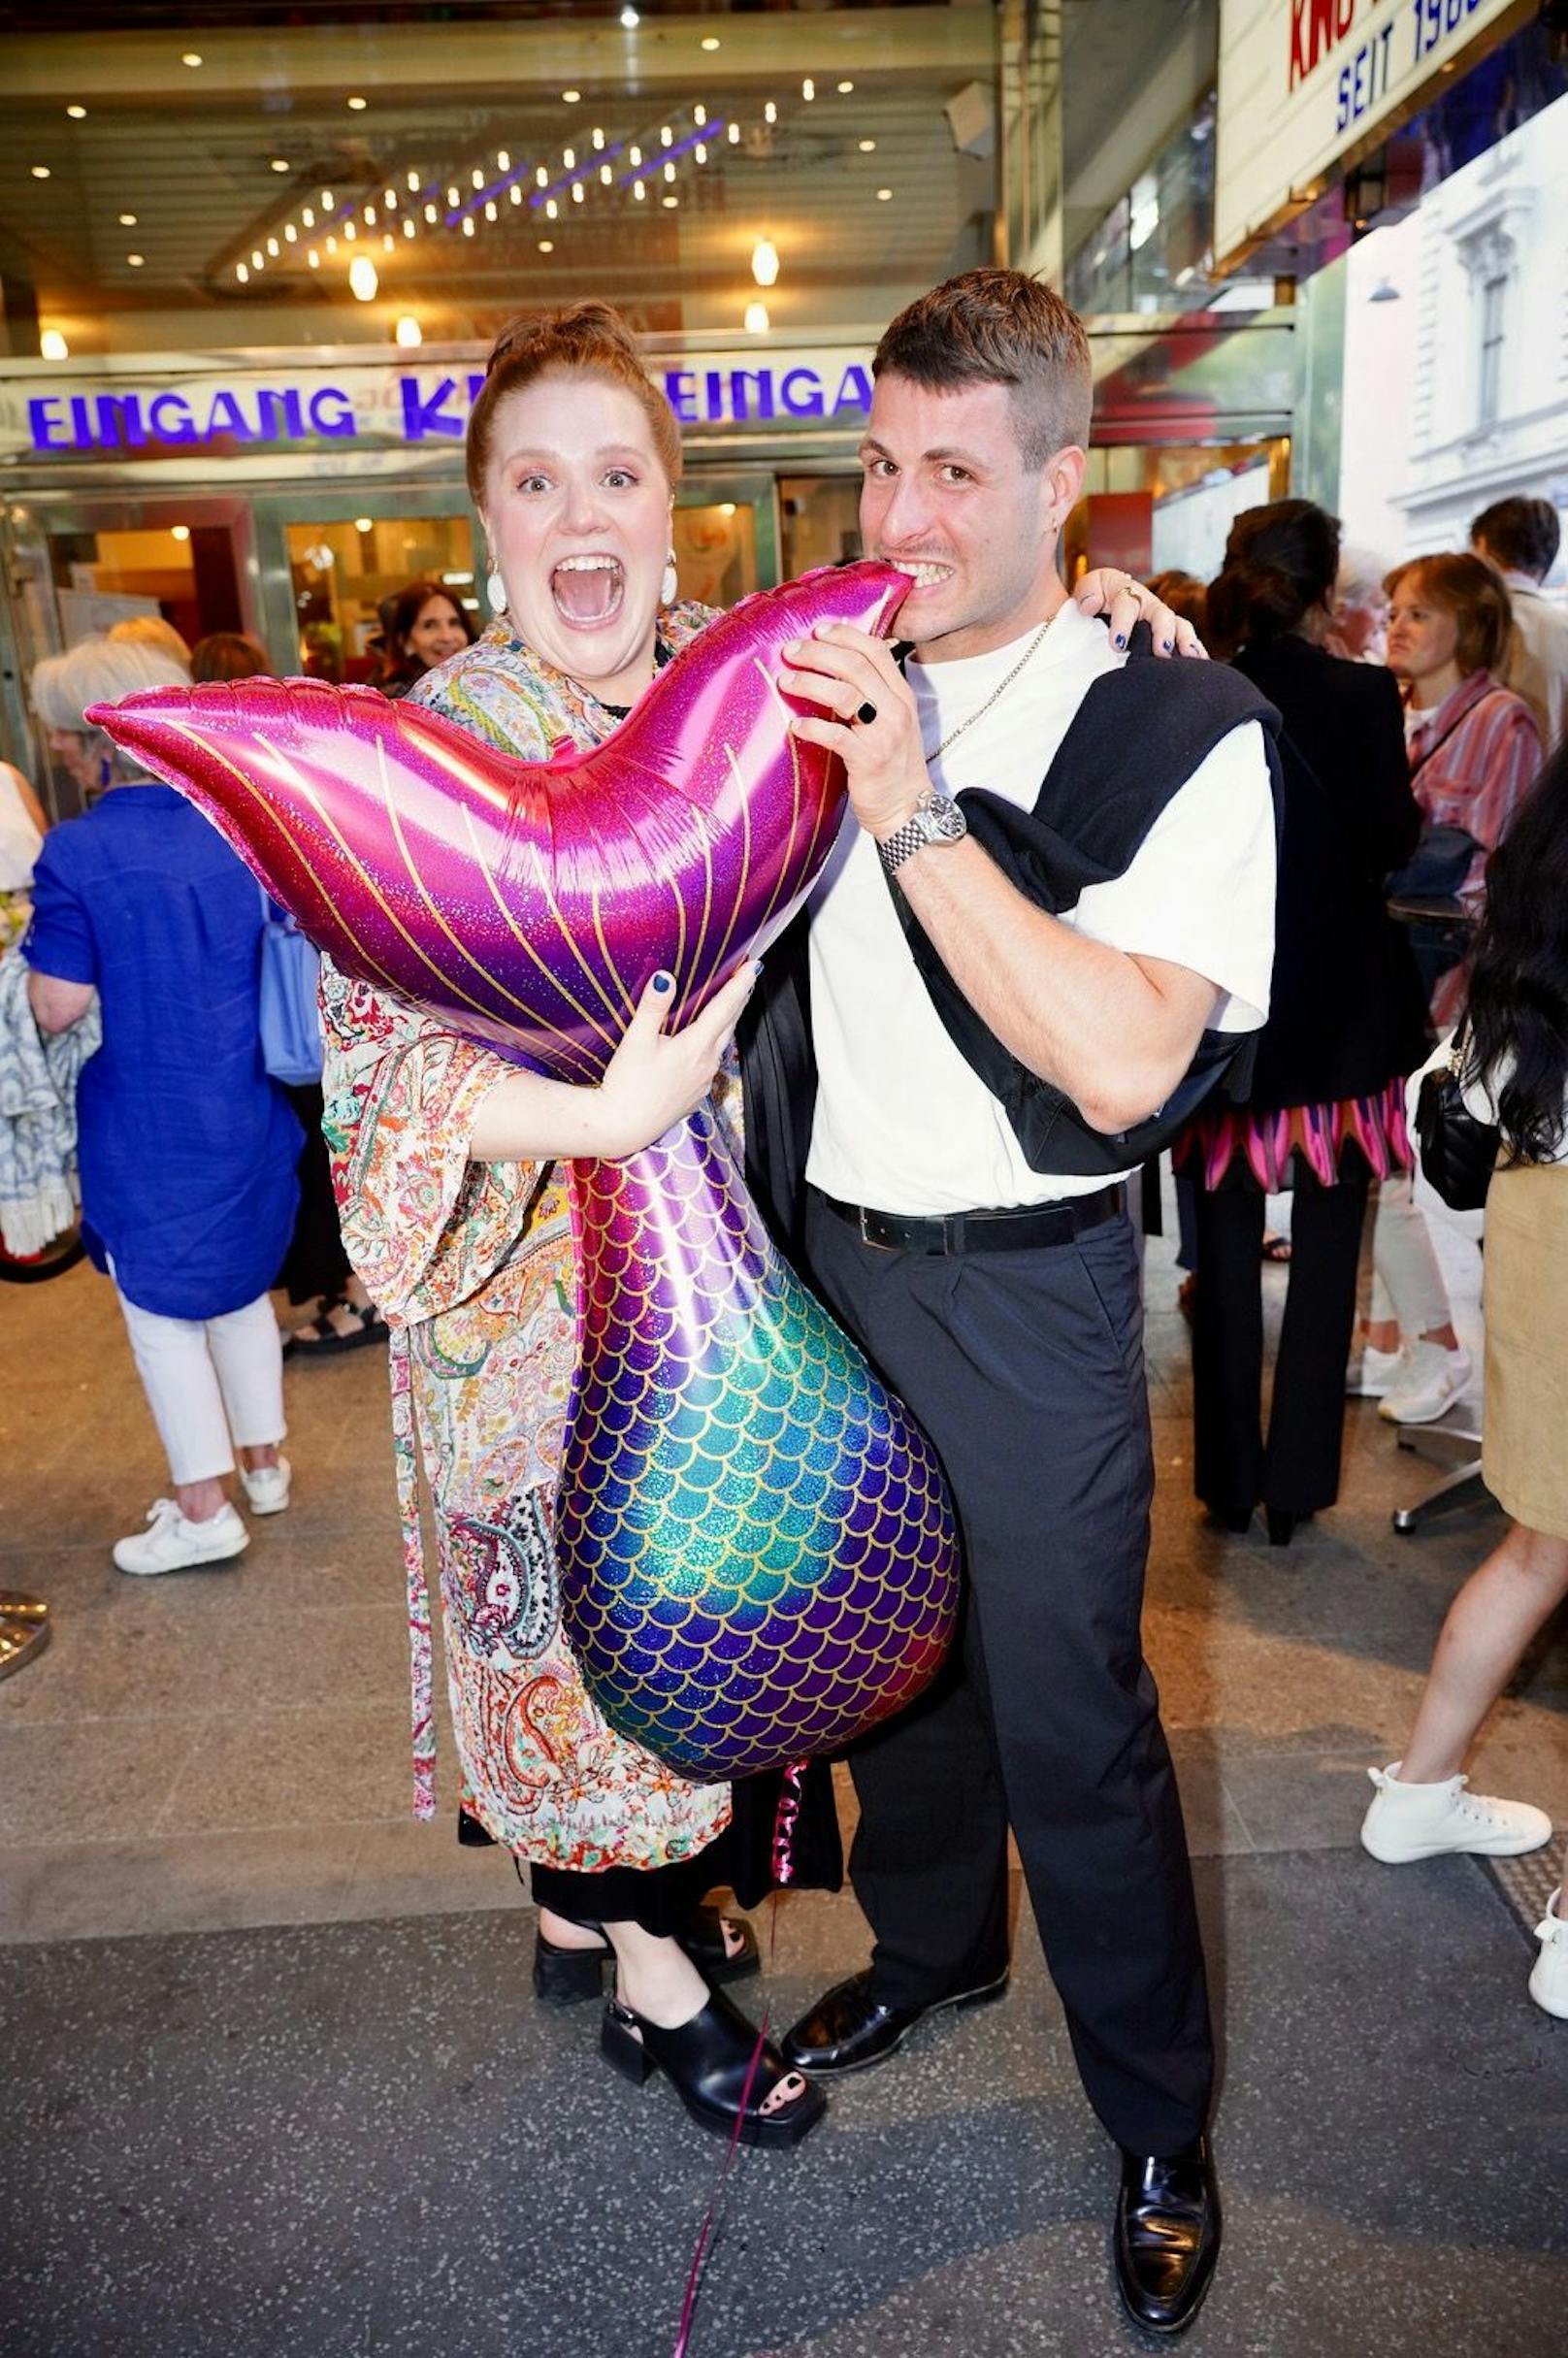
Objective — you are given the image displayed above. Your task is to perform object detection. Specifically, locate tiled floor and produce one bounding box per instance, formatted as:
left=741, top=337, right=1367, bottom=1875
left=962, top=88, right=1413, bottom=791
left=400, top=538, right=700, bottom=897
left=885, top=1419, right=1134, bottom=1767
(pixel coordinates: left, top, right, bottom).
left=3, top=1196, right=1565, bottom=2354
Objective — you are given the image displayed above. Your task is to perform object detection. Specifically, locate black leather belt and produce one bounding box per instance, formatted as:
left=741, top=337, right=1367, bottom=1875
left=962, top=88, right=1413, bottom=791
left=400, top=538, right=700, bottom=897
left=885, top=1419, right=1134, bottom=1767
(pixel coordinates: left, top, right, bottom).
left=814, top=1182, right=1125, bottom=1257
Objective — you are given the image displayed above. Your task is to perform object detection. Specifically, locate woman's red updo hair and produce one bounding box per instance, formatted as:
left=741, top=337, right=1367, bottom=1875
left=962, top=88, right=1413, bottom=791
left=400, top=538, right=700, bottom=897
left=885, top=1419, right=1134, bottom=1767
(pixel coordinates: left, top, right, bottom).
left=465, top=300, right=682, bottom=507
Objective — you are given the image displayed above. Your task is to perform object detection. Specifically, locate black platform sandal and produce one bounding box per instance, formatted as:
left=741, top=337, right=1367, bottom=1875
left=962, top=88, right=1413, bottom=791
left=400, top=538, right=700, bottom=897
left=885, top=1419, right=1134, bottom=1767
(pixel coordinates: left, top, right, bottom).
left=601, top=1983, right=827, bottom=2148
left=534, top=1927, right=611, bottom=2006
left=532, top=1904, right=759, bottom=2007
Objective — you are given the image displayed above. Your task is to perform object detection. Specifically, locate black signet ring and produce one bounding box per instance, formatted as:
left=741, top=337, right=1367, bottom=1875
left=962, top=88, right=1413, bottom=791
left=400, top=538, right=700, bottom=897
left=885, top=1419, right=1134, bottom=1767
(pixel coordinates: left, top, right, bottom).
left=854, top=700, right=878, bottom=725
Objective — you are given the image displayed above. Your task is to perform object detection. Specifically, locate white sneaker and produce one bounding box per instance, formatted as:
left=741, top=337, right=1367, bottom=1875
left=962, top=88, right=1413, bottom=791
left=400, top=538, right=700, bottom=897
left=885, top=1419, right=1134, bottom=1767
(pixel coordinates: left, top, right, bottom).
left=1377, top=1340, right=1474, bottom=1425
left=113, top=1498, right=249, bottom=1577
left=240, top=1457, right=291, bottom=1517
left=1347, top=1341, right=1404, bottom=1398
left=1360, top=1762, right=1552, bottom=1862
left=1529, top=1890, right=1568, bottom=2019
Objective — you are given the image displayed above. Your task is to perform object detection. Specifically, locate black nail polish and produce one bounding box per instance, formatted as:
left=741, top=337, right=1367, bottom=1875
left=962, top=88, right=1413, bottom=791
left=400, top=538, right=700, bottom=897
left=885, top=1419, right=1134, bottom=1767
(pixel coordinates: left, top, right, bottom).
left=1163, top=637, right=1174, bottom=652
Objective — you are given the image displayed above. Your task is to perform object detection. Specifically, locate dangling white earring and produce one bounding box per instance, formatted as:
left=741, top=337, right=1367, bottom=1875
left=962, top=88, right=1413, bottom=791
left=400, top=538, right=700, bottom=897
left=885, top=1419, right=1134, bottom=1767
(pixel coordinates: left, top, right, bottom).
left=485, top=565, right=507, bottom=617
left=661, top=548, right=678, bottom=606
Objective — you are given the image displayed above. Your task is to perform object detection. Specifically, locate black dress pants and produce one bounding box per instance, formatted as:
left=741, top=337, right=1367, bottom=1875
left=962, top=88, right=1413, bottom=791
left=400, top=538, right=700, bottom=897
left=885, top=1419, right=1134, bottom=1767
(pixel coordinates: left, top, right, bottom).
left=803, top=1194, right=1213, bottom=2159
left=1191, top=1156, right=1372, bottom=1520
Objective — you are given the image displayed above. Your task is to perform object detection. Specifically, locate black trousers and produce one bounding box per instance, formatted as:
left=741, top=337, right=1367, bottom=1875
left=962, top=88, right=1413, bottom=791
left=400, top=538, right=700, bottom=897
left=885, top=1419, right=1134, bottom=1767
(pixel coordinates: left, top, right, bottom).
left=1191, top=1157, right=1371, bottom=1520
left=803, top=1194, right=1213, bottom=2158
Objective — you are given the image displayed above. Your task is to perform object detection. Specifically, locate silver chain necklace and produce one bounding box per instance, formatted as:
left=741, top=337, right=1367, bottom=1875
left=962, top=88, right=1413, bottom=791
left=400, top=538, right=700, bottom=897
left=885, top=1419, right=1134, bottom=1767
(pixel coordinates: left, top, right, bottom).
left=922, top=616, right=1053, bottom=763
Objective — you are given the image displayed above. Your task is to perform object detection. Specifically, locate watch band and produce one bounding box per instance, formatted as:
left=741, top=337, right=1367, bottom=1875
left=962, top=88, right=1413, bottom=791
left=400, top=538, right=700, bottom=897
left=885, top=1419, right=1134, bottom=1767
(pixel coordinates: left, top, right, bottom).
left=876, top=815, right=931, bottom=877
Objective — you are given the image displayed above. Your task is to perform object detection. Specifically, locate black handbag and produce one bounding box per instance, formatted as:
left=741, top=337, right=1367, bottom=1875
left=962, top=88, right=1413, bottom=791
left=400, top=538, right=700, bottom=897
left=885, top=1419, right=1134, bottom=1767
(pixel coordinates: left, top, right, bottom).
left=1414, top=1034, right=1500, bottom=1212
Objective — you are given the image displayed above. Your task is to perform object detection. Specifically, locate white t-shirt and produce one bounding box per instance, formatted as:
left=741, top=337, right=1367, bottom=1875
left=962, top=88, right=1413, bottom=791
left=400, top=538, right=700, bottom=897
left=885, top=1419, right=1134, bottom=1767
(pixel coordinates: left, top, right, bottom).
left=805, top=599, right=1277, bottom=1215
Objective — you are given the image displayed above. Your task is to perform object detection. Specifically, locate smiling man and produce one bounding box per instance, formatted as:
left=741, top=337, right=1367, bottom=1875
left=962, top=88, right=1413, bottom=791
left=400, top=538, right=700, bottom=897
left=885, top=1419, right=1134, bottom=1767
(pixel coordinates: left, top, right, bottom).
left=740, top=271, right=1280, bottom=2337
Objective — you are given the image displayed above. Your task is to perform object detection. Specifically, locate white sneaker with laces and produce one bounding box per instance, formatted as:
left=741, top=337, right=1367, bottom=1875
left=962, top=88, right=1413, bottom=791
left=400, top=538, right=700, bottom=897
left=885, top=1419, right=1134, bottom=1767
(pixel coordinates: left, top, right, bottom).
left=113, top=1498, right=249, bottom=1577
left=1347, top=1341, right=1404, bottom=1398
left=1529, top=1890, right=1568, bottom=2019
left=1360, top=1762, right=1552, bottom=1862
left=1377, top=1340, right=1474, bottom=1425
left=240, top=1457, right=291, bottom=1517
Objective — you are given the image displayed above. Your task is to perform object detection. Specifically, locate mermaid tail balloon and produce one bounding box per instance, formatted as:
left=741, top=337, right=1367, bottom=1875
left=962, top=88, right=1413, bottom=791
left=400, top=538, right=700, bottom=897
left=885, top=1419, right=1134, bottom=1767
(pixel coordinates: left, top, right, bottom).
left=91, top=561, right=961, bottom=1781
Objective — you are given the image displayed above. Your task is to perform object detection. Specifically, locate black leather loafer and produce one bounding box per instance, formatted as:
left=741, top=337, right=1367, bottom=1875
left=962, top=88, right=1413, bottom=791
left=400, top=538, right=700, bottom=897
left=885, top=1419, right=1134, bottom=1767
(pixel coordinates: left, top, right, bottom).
left=1113, top=2137, right=1221, bottom=2336
left=779, top=1964, right=1008, bottom=2078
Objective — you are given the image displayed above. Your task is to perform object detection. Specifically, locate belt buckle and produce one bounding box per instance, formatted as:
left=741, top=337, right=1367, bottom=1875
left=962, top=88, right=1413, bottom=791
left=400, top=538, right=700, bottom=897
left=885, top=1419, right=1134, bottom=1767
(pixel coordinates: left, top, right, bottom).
left=857, top=1203, right=877, bottom=1248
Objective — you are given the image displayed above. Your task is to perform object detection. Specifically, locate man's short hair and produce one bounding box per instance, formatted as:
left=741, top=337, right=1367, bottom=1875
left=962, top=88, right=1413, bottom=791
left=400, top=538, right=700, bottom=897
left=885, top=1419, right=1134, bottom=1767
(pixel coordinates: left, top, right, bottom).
left=872, top=269, right=1093, bottom=470
left=1470, top=496, right=1560, bottom=580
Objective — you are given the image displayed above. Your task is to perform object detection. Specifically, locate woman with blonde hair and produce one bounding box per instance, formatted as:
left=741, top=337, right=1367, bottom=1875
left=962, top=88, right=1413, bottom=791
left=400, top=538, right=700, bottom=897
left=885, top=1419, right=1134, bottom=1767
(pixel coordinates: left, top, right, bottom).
left=106, top=613, right=193, bottom=672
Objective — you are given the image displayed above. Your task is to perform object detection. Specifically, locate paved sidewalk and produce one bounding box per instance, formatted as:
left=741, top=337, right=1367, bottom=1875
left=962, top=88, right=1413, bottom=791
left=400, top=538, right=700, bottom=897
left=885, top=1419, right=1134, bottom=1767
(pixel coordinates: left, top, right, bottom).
left=3, top=1205, right=1565, bottom=2353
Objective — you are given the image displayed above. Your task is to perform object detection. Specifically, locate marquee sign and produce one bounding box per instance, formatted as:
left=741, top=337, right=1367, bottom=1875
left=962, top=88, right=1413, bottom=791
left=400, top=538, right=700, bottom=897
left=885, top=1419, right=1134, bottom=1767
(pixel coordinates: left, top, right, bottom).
left=1215, top=0, right=1529, bottom=269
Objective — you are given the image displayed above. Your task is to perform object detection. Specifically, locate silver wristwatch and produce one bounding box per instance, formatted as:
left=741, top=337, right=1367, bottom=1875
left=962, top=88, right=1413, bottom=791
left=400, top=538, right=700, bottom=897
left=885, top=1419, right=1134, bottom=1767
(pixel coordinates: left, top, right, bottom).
left=876, top=788, right=968, bottom=877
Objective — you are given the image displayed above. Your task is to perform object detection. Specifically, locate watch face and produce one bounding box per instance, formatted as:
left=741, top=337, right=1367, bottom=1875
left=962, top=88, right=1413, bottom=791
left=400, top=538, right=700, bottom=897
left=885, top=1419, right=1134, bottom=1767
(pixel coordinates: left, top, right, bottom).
left=925, top=795, right=967, bottom=844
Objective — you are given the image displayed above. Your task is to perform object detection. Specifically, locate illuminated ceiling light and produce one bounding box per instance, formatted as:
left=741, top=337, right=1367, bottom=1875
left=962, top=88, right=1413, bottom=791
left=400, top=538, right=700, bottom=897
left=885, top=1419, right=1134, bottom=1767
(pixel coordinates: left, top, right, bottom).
left=859, top=139, right=877, bottom=152
left=693, top=105, right=706, bottom=126
left=764, top=101, right=777, bottom=124
left=620, top=6, right=639, bottom=26
left=346, top=95, right=368, bottom=111
left=633, top=181, right=645, bottom=202
left=395, top=313, right=422, bottom=346
left=266, top=236, right=279, bottom=256
left=364, top=203, right=376, bottom=223
left=126, top=251, right=145, bottom=266
left=307, top=248, right=320, bottom=268
left=181, top=52, right=203, bottom=68
left=837, top=80, right=855, bottom=94
left=30, top=166, right=50, bottom=180
left=629, top=144, right=642, bottom=165
left=348, top=254, right=378, bottom=300
left=407, top=168, right=420, bottom=191
left=509, top=183, right=522, bottom=204
left=402, top=216, right=415, bottom=237
left=701, top=34, right=720, bottom=50
left=384, top=187, right=397, bottom=208
left=662, top=193, right=678, bottom=209
left=462, top=216, right=475, bottom=236
left=660, top=124, right=672, bottom=146
left=727, top=121, right=740, bottom=144
left=284, top=223, right=298, bottom=244
left=271, top=158, right=290, bottom=173
left=381, top=232, right=394, bottom=251
left=320, top=189, right=335, bottom=209
left=802, top=78, right=815, bottom=101
left=751, top=237, right=779, bottom=287
left=325, top=235, right=338, bottom=253
left=424, top=201, right=438, bottom=222
left=545, top=197, right=558, bottom=218
left=695, top=142, right=706, bottom=163
left=40, top=328, right=70, bottom=359
left=355, top=516, right=374, bottom=533
left=563, top=147, right=575, bottom=169
left=572, top=181, right=584, bottom=203
left=343, top=221, right=357, bottom=240
left=471, top=167, right=484, bottom=188
left=600, top=162, right=612, bottom=184
left=169, top=525, right=190, bottom=543
left=592, top=126, right=605, bottom=149
left=66, top=105, right=86, bottom=120
left=876, top=185, right=893, bottom=201
left=302, top=207, right=314, bottom=227
left=744, top=300, right=769, bottom=334
left=562, top=88, right=581, bottom=103
left=235, top=262, right=249, bottom=283
left=539, top=237, right=555, bottom=251
left=251, top=248, right=264, bottom=268
left=119, top=212, right=138, bottom=225
left=663, top=158, right=675, bottom=181
left=497, top=148, right=510, bottom=172
left=484, top=200, right=498, bottom=221
left=536, top=164, right=549, bottom=186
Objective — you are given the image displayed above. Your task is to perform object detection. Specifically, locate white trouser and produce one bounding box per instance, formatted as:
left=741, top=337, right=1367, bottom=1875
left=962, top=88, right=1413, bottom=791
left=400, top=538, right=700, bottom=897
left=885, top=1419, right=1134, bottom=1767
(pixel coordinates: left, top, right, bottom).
left=1369, top=1171, right=1454, bottom=1339
left=115, top=1286, right=286, bottom=1487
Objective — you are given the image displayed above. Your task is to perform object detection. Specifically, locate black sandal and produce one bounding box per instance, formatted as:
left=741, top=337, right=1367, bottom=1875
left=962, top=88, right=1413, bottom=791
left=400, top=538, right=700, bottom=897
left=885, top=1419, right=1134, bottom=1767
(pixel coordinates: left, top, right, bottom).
left=602, top=1983, right=827, bottom=2148
left=532, top=1904, right=759, bottom=2007
left=285, top=1295, right=388, bottom=1358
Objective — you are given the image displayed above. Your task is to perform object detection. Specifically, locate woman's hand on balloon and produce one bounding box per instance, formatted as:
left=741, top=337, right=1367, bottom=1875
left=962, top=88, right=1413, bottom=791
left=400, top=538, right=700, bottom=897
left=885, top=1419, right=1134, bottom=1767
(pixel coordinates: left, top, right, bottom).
left=593, top=964, right=759, bottom=1158
left=780, top=625, right=931, bottom=844
left=1075, top=569, right=1207, bottom=658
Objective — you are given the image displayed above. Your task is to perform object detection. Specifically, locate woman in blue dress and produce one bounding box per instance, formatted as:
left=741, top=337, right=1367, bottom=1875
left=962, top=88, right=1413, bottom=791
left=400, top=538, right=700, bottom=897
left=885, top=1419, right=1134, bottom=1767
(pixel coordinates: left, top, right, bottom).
left=25, top=636, right=304, bottom=1575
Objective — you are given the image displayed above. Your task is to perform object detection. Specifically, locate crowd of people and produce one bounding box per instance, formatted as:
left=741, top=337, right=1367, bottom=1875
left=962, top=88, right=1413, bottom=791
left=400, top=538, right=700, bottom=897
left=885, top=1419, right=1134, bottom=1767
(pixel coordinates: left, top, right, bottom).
left=3, top=273, right=1565, bottom=2339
